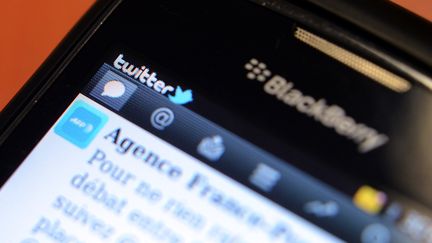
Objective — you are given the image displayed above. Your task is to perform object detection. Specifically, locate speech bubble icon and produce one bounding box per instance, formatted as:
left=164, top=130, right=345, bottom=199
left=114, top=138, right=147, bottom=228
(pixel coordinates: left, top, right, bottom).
left=101, top=80, right=126, bottom=98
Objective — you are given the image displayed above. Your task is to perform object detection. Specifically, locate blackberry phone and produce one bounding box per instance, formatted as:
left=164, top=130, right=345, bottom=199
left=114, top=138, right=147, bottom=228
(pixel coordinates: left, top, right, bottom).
left=1, top=0, right=432, bottom=242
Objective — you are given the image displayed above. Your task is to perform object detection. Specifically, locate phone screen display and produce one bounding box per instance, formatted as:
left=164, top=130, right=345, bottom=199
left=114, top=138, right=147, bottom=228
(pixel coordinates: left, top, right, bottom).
left=0, top=62, right=344, bottom=243
left=1, top=1, right=431, bottom=242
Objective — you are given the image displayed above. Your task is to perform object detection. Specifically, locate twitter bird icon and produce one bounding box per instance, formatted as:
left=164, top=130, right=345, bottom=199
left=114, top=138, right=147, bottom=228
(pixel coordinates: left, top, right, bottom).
left=169, top=86, right=193, bottom=105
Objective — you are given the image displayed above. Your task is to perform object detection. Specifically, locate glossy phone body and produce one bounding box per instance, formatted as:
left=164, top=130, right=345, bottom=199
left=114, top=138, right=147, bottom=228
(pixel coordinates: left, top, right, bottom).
left=1, top=1, right=432, bottom=242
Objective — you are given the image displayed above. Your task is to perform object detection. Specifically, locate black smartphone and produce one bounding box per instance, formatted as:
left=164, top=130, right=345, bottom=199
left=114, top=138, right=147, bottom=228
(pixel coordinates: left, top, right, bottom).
left=1, top=0, right=432, bottom=242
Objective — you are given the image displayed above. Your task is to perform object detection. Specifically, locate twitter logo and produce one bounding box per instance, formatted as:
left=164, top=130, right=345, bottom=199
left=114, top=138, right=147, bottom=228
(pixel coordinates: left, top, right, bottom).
left=169, top=86, right=193, bottom=105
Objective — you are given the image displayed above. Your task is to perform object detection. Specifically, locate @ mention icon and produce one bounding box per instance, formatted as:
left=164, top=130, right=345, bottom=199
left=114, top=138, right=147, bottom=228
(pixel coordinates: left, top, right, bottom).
left=151, top=107, right=175, bottom=130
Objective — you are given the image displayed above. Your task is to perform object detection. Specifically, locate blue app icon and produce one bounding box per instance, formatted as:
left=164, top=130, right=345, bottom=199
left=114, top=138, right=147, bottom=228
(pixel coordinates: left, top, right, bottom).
left=54, top=100, right=108, bottom=148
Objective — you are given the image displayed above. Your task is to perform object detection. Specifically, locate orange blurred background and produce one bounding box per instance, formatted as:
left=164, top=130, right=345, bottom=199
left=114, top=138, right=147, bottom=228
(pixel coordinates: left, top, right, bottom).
left=0, top=0, right=94, bottom=111
left=0, top=0, right=431, bottom=111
